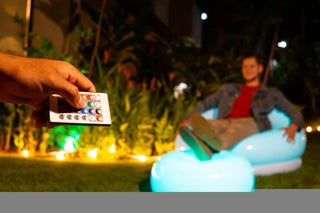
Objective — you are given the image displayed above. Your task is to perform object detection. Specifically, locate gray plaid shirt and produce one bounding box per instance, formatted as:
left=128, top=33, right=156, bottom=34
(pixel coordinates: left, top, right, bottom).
left=184, top=83, right=304, bottom=131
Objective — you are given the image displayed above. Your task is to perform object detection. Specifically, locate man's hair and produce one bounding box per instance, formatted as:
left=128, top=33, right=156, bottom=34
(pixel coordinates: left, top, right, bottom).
left=242, top=53, right=263, bottom=65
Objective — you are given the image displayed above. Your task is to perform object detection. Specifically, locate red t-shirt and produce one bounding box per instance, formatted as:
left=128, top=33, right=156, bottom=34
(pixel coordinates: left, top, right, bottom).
left=226, top=85, right=260, bottom=118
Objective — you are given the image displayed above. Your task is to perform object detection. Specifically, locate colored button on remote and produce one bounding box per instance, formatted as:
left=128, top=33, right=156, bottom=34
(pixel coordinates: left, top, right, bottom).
left=87, top=101, right=93, bottom=107
left=88, top=108, right=94, bottom=114
left=94, top=102, right=101, bottom=108
left=97, top=116, right=103, bottom=122
left=81, top=108, right=87, bottom=114
left=96, top=109, right=102, bottom=114
left=89, top=115, right=96, bottom=121
left=87, top=95, right=93, bottom=100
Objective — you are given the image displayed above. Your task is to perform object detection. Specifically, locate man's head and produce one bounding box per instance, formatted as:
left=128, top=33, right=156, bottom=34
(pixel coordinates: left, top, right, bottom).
left=241, top=54, right=263, bottom=85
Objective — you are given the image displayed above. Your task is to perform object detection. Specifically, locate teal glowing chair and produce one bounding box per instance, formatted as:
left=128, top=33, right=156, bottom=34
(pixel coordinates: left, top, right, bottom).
left=175, top=108, right=307, bottom=176
left=150, top=149, right=255, bottom=192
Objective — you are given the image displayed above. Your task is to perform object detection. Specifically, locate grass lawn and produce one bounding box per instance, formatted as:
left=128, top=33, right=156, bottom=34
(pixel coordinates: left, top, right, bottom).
left=0, top=133, right=319, bottom=191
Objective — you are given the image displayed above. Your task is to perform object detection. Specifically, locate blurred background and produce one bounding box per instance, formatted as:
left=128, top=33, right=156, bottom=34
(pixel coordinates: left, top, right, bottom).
left=0, top=0, right=320, bottom=158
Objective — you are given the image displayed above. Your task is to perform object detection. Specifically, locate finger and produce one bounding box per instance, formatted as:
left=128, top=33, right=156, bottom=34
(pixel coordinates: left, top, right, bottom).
left=62, top=64, right=96, bottom=92
left=48, top=77, right=85, bottom=109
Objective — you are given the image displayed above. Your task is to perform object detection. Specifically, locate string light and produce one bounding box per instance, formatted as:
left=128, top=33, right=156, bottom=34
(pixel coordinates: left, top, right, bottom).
left=22, top=150, right=29, bottom=157
left=56, top=151, right=67, bottom=160
left=87, top=148, right=99, bottom=159
left=132, top=155, right=147, bottom=162
left=306, top=126, right=312, bottom=133
left=108, top=144, right=116, bottom=153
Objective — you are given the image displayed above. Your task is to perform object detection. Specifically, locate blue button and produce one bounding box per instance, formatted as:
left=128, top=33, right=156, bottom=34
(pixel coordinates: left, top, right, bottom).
left=88, top=108, right=94, bottom=114
left=81, top=108, right=87, bottom=114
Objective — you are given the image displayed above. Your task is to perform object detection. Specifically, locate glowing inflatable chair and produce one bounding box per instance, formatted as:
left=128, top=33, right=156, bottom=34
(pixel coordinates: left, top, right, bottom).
left=175, top=108, right=307, bottom=176
left=150, top=149, right=255, bottom=192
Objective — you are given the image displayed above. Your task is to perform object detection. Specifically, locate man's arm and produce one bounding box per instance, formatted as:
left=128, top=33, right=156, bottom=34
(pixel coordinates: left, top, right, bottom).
left=0, top=51, right=96, bottom=128
left=272, top=88, right=303, bottom=143
left=181, top=85, right=226, bottom=124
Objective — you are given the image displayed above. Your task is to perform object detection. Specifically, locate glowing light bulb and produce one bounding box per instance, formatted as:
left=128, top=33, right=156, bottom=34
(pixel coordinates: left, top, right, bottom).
left=306, top=126, right=312, bottom=133
left=108, top=144, right=116, bottom=153
left=64, top=136, right=76, bottom=152
left=201, top=12, right=208, bottom=20
left=87, top=148, right=98, bottom=159
left=138, top=155, right=147, bottom=162
left=56, top=151, right=66, bottom=160
left=317, top=126, right=320, bottom=132
left=22, top=150, right=29, bottom=157
left=277, top=41, right=287, bottom=48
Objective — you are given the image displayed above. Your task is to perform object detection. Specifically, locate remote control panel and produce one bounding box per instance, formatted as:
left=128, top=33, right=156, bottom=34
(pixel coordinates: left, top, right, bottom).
left=49, top=92, right=111, bottom=126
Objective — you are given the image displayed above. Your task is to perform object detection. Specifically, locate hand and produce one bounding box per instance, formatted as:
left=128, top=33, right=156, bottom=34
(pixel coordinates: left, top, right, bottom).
left=0, top=52, right=96, bottom=128
left=279, top=123, right=298, bottom=144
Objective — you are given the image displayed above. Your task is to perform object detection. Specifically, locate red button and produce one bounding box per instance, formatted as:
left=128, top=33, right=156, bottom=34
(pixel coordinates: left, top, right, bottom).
left=87, top=95, right=92, bottom=100
left=97, top=116, right=103, bottom=122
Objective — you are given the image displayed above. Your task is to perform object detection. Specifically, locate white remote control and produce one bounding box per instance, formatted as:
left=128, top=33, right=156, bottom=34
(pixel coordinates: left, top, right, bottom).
left=49, top=92, right=111, bottom=126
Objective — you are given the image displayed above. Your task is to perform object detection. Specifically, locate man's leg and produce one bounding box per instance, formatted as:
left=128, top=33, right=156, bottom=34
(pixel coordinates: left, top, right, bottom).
left=189, top=113, right=226, bottom=151
left=179, top=127, right=213, bottom=161
left=219, top=117, right=259, bottom=150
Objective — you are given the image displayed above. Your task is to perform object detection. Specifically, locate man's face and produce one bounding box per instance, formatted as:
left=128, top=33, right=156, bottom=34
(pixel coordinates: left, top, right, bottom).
left=241, top=57, right=263, bottom=83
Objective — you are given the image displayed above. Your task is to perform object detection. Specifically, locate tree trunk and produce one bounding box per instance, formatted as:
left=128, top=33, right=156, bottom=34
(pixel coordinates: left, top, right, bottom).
left=263, top=25, right=279, bottom=85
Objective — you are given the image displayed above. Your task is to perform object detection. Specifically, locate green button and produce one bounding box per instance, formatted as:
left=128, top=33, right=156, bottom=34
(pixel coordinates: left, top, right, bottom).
left=87, top=101, right=93, bottom=107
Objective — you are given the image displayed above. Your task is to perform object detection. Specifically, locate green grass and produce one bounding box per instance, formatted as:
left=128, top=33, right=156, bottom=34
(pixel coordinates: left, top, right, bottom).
left=0, top=158, right=153, bottom=192
left=0, top=133, right=319, bottom=191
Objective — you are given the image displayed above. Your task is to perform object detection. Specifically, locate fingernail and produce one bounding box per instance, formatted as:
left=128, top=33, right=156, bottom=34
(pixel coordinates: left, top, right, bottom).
left=76, top=96, right=85, bottom=108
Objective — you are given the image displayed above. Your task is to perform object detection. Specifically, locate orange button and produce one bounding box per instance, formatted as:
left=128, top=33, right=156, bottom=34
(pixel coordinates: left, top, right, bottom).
left=97, top=116, right=103, bottom=122
left=87, top=95, right=92, bottom=100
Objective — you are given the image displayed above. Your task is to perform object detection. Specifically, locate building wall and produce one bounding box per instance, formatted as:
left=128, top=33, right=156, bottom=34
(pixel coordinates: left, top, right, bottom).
left=0, top=0, right=28, bottom=55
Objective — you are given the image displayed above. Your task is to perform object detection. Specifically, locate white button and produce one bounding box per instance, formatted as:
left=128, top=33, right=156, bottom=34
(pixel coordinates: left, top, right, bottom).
left=89, top=115, right=96, bottom=122
left=94, top=102, right=101, bottom=108
left=94, top=95, right=100, bottom=101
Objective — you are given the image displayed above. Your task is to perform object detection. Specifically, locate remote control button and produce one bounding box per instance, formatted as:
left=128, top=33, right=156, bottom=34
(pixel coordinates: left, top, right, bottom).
left=87, top=95, right=93, bottom=100
left=97, top=116, right=103, bottom=122
left=74, top=115, right=80, bottom=120
left=81, top=108, right=87, bottom=114
left=67, top=115, right=72, bottom=120
left=59, top=114, right=64, bottom=119
left=94, top=102, right=101, bottom=108
left=88, top=108, right=94, bottom=114
left=87, top=101, right=93, bottom=107
left=94, top=95, right=100, bottom=101
left=81, top=94, right=86, bottom=99
left=89, top=115, right=96, bottom=121
left=96, top=109, right=102, bottom=114
left=82, top=115, right=87, bottom=120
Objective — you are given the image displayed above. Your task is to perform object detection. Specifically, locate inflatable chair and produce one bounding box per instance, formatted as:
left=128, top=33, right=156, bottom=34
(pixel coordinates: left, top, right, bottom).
left=175, top=108, right=307, bottom=176
left=150, top=149, right=255, bottom=192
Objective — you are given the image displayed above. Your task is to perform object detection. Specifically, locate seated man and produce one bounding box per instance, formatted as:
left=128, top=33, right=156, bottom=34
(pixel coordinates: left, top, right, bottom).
left=179, top=53, right=304, bottom=160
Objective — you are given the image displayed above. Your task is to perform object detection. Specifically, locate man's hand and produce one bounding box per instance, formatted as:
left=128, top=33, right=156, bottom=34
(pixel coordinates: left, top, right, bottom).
left=0, top=52, right=96, bottom=128
left=279, top=123, right=298, bottom=143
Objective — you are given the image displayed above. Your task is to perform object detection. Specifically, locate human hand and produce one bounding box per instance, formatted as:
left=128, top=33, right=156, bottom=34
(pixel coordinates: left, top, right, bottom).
left=0, top=52, right=96, bottom=128
left=279, top=123, right=298, bottom=143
